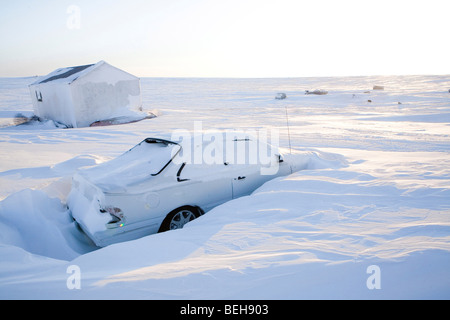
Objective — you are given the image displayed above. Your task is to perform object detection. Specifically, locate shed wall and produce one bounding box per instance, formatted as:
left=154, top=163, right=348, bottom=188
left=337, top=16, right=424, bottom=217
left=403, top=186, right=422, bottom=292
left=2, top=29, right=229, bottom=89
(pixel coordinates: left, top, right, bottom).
left=29, top=83, right=76, bottom=127
left=70, top=63, right=142, bottom=127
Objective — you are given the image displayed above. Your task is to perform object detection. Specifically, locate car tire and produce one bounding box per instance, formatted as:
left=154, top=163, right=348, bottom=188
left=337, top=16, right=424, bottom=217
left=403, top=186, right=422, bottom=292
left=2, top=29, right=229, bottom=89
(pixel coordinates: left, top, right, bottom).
left=158, top=206, right=200, bottom=233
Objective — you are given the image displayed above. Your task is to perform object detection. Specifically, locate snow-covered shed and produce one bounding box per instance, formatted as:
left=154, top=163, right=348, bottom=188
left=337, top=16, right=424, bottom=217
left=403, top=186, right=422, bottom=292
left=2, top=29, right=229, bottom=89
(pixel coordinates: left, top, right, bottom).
left=29, top=61, right=142, bottom=128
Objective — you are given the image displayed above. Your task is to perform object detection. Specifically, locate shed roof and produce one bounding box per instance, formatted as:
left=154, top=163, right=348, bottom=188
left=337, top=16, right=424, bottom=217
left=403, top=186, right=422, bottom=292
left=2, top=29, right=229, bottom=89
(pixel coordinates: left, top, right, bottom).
left=38, top=64, right=94, bottom=84
left=29, top=60, right=136, bottom=86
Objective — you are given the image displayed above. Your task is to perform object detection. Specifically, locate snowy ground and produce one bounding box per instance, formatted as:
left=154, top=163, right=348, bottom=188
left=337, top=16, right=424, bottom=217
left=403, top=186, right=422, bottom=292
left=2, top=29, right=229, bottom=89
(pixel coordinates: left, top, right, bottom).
left=0, top=75, right=449, bottom=299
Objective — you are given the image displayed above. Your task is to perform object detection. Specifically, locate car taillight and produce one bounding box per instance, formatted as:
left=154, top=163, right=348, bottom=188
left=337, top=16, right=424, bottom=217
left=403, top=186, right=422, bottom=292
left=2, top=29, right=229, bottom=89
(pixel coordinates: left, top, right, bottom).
left=102, top=207, right=126, bottom=229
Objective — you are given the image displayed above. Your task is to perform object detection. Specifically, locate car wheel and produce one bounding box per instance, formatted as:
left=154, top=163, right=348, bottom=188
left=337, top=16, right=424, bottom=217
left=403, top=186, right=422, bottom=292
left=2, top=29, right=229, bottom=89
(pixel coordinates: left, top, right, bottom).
left=159, top=206, right=199, bottom=232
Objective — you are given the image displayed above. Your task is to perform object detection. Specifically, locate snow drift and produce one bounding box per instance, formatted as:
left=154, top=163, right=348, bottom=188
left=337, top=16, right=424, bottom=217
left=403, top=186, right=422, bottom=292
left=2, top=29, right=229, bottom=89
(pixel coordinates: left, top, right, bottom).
left=0, top=189, right=95, bottom=261
left=1, top=75, right=449, bottom=299
left=1, top=158, right=449, bottom=299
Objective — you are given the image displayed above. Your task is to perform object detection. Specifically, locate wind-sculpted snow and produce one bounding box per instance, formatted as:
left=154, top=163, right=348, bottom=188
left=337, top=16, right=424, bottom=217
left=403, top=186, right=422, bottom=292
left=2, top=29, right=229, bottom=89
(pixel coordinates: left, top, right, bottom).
left=0, top=189, right=96, bottom=261
left=0, top=75, right=449, bottom=299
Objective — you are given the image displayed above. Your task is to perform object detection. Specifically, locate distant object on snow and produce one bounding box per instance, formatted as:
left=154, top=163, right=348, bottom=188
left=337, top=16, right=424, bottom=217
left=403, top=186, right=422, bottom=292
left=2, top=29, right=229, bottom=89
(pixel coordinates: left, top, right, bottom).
left=28, top=61, right=143, bottom=128
left=14, top=114, right=69, bottom=128
left=305, top=89, right=328, bottom=95
left=90, top=112, right=157, bottom=127
left=373, top=85, right=384, bottom=90
left=275, top=93, right=287, bottom=100
left=13, top=113, right=31, bottom=126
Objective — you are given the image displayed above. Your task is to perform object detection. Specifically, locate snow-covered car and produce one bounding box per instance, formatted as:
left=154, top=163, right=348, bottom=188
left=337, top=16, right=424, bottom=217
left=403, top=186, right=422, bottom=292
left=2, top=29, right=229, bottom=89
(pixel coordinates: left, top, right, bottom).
left=68, top=133, right=304, bottom=247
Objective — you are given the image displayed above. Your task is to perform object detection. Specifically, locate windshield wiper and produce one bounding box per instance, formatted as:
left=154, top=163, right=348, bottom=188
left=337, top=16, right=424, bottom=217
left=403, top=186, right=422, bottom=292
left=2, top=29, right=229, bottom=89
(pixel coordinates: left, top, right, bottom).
left=147, top=139, right=182, bottom=177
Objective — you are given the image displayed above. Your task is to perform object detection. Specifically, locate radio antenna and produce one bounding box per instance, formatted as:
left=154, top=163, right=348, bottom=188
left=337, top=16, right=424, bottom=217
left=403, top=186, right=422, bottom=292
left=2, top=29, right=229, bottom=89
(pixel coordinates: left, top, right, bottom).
left=284, top=105, right=292, bottom=154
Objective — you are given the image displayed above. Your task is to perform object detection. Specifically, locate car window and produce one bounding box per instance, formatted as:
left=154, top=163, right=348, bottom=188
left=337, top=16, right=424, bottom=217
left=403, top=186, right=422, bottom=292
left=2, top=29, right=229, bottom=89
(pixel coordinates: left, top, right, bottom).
left=224, top=138, right=274, bottom=168
left=177, top=162, right=231, bottom=182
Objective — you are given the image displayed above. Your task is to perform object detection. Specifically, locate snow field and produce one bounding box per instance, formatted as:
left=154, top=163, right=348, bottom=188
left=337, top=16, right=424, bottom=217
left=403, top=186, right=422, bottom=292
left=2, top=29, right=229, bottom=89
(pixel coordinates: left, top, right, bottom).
left=0, top=75, right=449, bottom=299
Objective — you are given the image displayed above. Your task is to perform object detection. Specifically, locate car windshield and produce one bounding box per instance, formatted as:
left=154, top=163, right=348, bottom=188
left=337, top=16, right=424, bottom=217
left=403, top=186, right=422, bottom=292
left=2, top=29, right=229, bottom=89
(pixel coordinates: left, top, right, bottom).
left=79, top=138, right=181, bottom=192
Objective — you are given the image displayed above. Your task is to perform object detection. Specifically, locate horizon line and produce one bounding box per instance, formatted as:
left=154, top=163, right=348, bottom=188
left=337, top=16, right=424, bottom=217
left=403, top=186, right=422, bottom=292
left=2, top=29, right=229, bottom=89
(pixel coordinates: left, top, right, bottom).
left=1, top=73, right=450, bottom=80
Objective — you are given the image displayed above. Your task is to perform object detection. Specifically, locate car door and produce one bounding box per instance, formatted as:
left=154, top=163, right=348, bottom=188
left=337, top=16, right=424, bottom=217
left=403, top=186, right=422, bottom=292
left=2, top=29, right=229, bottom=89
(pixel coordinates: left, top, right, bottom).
left=227, top=137, right=281, bottom=199
left=230, top=163, right=266, bottom=198
left=176, top=162, right=233, bottom=212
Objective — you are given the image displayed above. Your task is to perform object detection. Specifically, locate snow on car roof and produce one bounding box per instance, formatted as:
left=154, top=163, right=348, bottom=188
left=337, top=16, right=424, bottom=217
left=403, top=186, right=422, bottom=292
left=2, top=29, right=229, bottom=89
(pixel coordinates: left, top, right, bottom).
left=77, top=134, right=278, bottom=193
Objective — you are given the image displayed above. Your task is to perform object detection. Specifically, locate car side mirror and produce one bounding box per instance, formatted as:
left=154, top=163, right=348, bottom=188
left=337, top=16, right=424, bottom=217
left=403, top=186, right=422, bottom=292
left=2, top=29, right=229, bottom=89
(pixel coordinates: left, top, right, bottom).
left=277, top=154, right=284, bottom=163
left=177, top=163, right=190, bottom=182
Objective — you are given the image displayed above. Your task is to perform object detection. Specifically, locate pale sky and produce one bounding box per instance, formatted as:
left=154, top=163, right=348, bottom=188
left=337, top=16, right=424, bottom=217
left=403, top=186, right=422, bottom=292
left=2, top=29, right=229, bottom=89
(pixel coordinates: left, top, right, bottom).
left=0, top=0, right=449, bottom=77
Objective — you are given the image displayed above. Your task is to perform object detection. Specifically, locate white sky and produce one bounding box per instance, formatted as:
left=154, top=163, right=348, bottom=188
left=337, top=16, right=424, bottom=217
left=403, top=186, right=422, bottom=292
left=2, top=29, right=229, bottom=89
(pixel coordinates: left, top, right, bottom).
left=0, top=0, right=449, bottom=77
